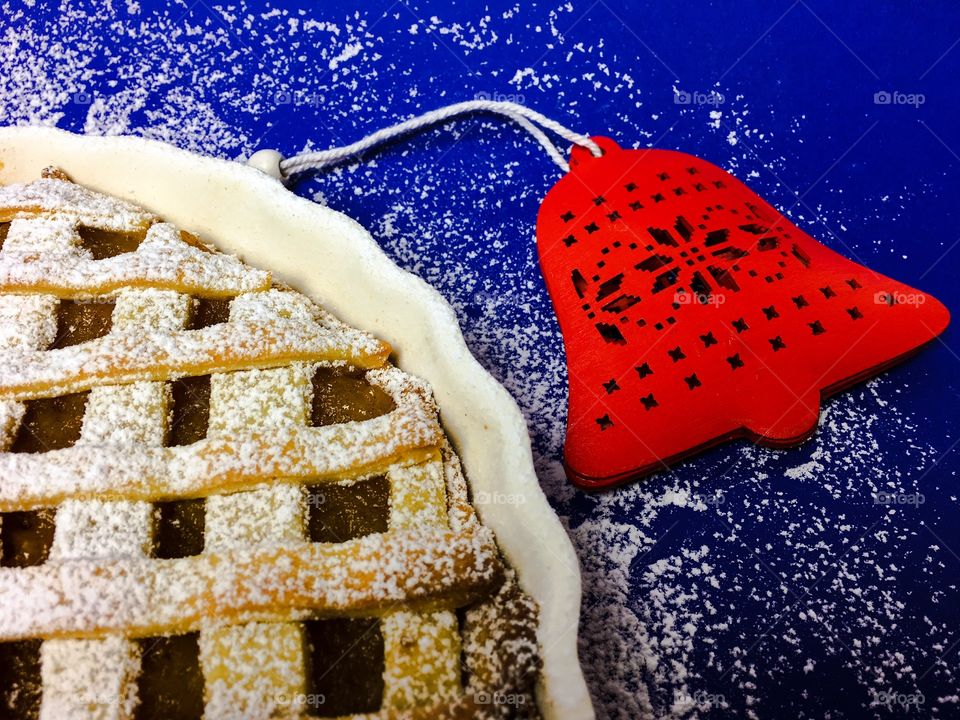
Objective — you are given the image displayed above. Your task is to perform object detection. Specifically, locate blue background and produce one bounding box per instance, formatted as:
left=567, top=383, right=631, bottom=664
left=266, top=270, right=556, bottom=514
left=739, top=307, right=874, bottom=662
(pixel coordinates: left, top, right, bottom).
left=3, top=1, right=959, bottom=717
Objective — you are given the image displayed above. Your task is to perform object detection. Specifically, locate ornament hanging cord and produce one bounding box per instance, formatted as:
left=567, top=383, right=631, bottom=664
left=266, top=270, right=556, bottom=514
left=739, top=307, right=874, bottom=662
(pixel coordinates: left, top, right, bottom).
left=251, top=100, right=602, bottom=180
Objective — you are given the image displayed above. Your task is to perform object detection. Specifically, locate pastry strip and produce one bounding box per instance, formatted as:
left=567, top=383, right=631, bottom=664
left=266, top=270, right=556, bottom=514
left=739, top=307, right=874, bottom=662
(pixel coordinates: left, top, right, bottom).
left=382, top=457, right=462, bottom=709
left=40, top=288, right=189, bottom=720
left=0, top=222, right=270, bottom=298
left=200, top=361, right=311, bottom=718
left=0, top=178, right=156, bottom=232
left=0, top=388, right=441, bottom=511
left=0, top=319, right=388, bottom=401
left=0, top=527, right=502, bottom=642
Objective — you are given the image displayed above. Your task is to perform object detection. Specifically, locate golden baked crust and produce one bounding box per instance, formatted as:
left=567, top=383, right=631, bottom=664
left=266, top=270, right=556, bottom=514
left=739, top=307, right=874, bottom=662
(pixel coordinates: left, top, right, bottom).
left=0, top=172, right=541, bottom=719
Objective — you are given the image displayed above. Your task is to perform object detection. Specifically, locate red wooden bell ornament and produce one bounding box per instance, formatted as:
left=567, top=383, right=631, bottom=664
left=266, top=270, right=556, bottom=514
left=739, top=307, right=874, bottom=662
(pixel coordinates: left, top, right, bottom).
left=536, top=137, right=950, bottom=490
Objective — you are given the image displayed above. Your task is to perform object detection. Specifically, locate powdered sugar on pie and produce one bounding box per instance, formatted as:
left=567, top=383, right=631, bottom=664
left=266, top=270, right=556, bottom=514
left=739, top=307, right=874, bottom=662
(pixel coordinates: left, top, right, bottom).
left=0, top=173, right=542, bottom=720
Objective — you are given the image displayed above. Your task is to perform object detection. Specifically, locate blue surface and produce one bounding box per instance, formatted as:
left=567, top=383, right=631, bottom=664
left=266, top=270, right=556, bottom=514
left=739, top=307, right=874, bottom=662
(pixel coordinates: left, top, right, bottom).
left=4, top=1, right=960, bottom=717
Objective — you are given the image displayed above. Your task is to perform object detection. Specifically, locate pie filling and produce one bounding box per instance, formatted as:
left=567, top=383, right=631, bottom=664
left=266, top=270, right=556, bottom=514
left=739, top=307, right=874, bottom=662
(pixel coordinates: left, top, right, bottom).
left=76, top=226, right=146, bottom=260
left=52, top=299, right=114, bottom=349
left=10, top=393, right=89, bottom=454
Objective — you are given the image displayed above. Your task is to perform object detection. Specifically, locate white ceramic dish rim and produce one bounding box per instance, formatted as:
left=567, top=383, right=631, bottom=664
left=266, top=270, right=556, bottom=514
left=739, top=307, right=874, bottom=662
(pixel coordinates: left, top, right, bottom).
left=0, top=126, right=594, bottom=719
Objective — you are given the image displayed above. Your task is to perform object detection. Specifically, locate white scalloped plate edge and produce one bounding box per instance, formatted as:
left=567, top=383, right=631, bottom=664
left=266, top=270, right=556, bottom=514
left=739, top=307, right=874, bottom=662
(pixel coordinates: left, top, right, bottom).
left=0, top=126, right=594, bottom=720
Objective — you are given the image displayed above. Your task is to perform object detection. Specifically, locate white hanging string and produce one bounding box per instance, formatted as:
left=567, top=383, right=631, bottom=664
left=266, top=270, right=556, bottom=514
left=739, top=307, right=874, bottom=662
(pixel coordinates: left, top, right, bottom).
left=277, top=100, right=602, bottom=177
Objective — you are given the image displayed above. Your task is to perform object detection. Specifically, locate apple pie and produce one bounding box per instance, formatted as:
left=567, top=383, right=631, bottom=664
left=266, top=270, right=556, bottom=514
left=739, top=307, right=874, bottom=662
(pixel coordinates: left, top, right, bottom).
left=0, top=169, right=541, bottom=719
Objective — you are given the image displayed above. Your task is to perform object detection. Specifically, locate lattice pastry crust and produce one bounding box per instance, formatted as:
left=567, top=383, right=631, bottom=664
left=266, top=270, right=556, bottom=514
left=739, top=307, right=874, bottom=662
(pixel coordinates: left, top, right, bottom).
left=0, top=171, right=541, bottom=720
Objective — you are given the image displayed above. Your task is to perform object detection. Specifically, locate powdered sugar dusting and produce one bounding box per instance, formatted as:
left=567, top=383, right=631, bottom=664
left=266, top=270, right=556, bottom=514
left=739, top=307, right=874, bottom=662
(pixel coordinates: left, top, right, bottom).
left=570, top=379, right=947, bottom=718
left=2, top=3, right=954, bottom=717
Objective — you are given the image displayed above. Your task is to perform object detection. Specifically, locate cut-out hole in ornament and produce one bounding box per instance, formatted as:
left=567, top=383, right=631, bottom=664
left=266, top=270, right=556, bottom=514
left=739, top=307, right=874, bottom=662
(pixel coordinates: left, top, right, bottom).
left=713, top=247, right=748, bottom=262
left=601, top=295, right=641, bottom=314
left=652, top=268, right=681, bottom=293
left=689, top=272, right=711, bottom=298
left=635, top=254, right=671, bottom=272
left=704, top=229, right=729, bottom=247
left=810, top=320, right=826, bottom=336
left=596, top=274, right=624, bottom=301
left=596, top=415, right=613, bottom=431
left=571, top=270, right=588, bottom=299
left=603, top=379, right=620, bottom=394
left=769, top=336, right=786, bottom=351
left=709, top=266, right=740, bottom=292
left=648, top=227, right=678, bottom=248
left=636, top=363, right=653, bottom=379
left=792, top=244, right=811, bottom=267
left=640, top=393, right=658, bottom=410
left=596, top=323, right=626, bottom=345
left=674, top=216, right=695, bottom=241
left=727, top=353, right=744, bottom=370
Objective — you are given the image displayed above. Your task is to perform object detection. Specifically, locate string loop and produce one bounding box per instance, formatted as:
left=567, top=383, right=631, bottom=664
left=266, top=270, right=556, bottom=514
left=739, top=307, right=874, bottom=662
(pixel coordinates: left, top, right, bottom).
left=276, top=100, right=600, bottom=178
